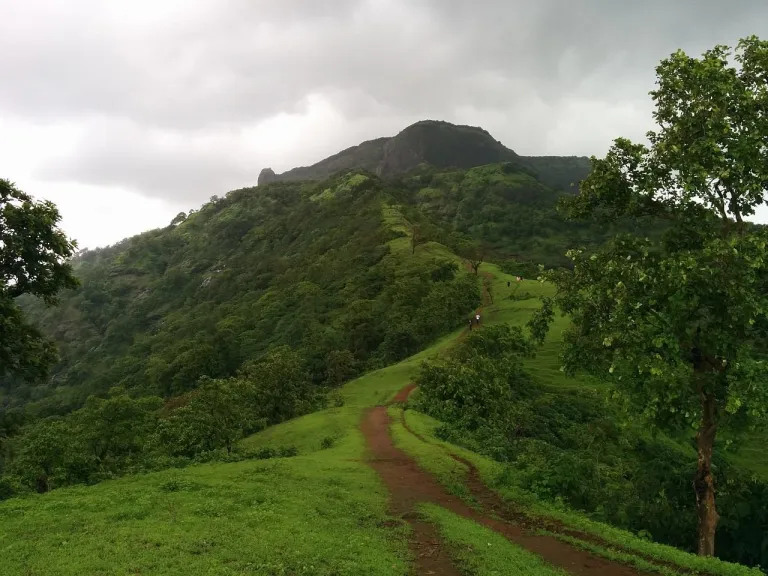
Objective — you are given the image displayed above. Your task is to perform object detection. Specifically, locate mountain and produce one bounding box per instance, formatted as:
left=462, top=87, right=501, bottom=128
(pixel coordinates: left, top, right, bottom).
left=258, top=120, right=591, bottom=192
left=258, top=137, right=390, bottom=184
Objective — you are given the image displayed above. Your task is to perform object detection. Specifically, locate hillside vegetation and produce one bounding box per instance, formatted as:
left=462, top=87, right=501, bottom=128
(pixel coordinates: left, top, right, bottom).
left=1, top=172, right=477, bottom=417
left=0, top=152, right=636, bottom=422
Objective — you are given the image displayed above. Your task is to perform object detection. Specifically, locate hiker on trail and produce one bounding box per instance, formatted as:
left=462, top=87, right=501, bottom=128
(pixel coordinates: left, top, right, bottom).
left=469, top=319, right=473, bottom=331
left=475, top=313, right=480, bottom=325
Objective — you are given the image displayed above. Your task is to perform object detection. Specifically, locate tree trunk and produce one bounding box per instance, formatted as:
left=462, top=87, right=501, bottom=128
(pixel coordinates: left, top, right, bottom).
left=694, top=391, right=719, bottom=556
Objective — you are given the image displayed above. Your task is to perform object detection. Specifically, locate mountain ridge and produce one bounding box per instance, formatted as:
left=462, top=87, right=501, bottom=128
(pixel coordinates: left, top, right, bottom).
left=258, top=119, right=592, bottom=192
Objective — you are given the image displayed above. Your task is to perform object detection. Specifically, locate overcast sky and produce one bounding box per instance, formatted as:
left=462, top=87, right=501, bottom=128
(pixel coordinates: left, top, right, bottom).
left=2, top=1, right=768, bottom=249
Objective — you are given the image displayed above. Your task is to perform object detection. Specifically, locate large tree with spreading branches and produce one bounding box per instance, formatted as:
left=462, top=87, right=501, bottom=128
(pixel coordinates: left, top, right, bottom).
left=532, top=37, right=768, bottom=556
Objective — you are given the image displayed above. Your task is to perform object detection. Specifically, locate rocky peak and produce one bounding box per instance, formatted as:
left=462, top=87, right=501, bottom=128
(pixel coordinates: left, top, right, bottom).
left=258, top=168, right=277, bottom=186
left=376, top=120, right=524, bottom=177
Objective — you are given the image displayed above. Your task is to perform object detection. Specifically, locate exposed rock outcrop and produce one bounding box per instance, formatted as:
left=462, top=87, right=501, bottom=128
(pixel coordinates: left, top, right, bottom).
left=257, top=168, right=277, bottom=186
left=256, top=120, right=591, bottom=192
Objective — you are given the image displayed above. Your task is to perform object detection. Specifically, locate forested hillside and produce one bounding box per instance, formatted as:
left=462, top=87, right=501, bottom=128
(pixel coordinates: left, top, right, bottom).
left=0, top=153, right=660, bottom=423
left=0, top=172, right=480, bottom=418
left=389, top=162, right=657, bottom=266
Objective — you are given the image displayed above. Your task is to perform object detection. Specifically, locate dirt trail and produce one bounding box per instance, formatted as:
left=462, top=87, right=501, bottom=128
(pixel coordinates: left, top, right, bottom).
left=362, top=390, right=651, bottom=576
left=363, top=405, right=463, bottom=575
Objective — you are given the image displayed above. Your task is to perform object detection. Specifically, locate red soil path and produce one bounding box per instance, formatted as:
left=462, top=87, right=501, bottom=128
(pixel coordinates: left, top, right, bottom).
left=361, top=386, right=651, bottom=576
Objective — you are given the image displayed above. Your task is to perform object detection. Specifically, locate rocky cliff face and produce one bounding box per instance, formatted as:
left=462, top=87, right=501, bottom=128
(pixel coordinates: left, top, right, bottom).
left=257, top=168, right=278, bottom=186
left=377, top=120, right=527, bottom=176
left=257, top=119, right=591, bottom=191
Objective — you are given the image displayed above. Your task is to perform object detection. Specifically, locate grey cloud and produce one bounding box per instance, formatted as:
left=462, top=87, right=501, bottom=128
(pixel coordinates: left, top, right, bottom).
left=5, top=0, right=768, bottom=204
left=33, top=112, right=428, bottom=204
left=7, top=0, right=763, bottom=131
left=35, top=119, right=261, bottom=203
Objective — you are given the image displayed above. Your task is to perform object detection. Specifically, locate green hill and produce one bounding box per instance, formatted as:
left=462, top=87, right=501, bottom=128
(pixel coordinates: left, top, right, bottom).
left=0, top=156, right=639, bottom=418
left=0, top=172, right=478, bottom=416
left=388, top=162, right=652, bottom=267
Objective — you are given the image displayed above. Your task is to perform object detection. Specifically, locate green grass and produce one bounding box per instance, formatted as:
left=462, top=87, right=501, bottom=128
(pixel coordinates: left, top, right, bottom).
left=381, top=200, right=465, bottom=268
left=0, top=447, right=409, bottom=575
left=541, top=531, right=682, bottom=576
left=418, top=503, right=568, bottom=575
left=388, top=405, right=470, bottom=499
left=0, top=309, right=464, bottom=576
left=239, top=406, right=359, bottom=455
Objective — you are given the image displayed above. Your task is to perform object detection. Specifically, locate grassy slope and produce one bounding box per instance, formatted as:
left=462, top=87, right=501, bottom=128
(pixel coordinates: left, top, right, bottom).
left=0, top=447, right=408, bottom=575
left=0, top=330, right=454, bottom=575
left=0, top=204, right=761, bottom=575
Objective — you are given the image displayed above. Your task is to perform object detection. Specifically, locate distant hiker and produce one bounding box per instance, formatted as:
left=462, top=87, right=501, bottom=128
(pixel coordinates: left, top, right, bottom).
left=475, top=313, right=480, bottom=325
left=469, top=319, right=473, bottom=331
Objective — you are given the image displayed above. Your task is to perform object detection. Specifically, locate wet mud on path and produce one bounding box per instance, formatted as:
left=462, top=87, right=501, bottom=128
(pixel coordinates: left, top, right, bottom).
left=361, top=387, right=651, bottom=576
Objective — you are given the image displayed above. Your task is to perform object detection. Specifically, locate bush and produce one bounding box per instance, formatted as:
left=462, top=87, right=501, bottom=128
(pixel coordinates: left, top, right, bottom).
left=329, top=391, right=345, bottom=408
left=278, top=445, right=299, bottom=458
left=254, top=447, right=277, bottom=460
left=0, top=475, right=20, bottom=500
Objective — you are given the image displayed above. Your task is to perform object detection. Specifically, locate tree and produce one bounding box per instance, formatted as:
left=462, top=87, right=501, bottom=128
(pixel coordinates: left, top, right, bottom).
left=430, top=259, right=459, bottom=282
left=483, top=277, right=494, bottom=304
left=9, top=417, right=77, bottom=492
left=414, top=325, right=534, bottom=433
left=0, top=179, right=78, bottom=383
left=75, top=388, right=162, bottom=467
left=239, top=346, right=316, bottom=425
left=411, top=222, right=421, bottom=254
left=531, top=36, right=768, bottom=556
left=159, top=377, right=248, bottom=456
left=325, top=349, right=356, bottom=387
left=462, top=243, right=486, bottom=275
left=169, top=212, right=187, bottom=226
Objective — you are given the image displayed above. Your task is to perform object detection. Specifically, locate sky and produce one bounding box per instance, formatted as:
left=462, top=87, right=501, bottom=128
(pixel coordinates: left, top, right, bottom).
left=2, top=1, right=768, bottom=249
